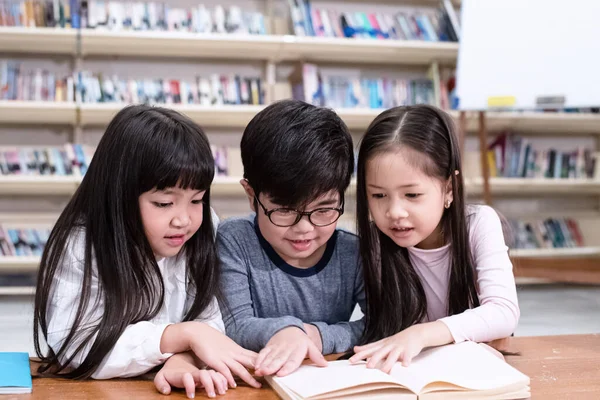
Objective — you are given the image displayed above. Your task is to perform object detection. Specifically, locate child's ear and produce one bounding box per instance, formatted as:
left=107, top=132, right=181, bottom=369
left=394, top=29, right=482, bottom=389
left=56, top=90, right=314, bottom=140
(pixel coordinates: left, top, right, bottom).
left=445, top=175, right=454, bottom=204
left=240, top=179, right=256, bottom=212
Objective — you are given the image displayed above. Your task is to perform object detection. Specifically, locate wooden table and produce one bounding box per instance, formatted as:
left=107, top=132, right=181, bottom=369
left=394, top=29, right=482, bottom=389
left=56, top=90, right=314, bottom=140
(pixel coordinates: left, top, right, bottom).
left=13, top=334, right=600, bottom=400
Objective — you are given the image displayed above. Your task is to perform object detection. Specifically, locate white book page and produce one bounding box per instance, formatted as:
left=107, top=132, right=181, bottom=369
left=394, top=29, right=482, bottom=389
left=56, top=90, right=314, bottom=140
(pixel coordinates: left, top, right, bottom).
left=390, top=342, right=529, bottom=394
left=271, top=361, right=410, bottom=399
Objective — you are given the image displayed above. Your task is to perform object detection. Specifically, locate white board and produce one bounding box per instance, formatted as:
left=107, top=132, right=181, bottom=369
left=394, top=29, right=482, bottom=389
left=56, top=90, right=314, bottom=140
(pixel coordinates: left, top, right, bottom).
left=455, top=0, right=600, bottom=111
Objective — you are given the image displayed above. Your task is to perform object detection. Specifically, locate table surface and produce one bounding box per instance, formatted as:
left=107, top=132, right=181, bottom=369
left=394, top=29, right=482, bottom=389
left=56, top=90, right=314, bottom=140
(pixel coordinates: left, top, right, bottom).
left=11, top=334, right=600, bottom=400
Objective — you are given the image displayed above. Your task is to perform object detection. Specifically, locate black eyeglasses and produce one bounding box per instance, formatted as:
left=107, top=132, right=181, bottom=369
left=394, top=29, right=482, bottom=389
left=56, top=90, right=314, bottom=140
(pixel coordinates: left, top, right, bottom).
left=254, top=195, right=344, bottom=227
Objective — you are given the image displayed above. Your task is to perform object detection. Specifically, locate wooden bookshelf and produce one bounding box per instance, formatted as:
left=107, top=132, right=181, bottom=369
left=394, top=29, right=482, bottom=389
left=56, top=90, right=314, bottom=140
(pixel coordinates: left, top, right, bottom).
left=0, top=256, right=39, bottom=273
left=2, top=176, right=600, bottom=197
left=0, top=27, right=77, bottom=55
left=79, top=103, right=266, bottom=128
left=467, top=178, right=600, bottom=196
left=279, top=36, right=458, bottom=66
left=3, top=101, right=600, bottom=135
left=0, top=101, right=77, bottom=125
left=0, top=176, right=79, bottom=195
left=511, top=247, right=600, bottom=259
left=464, top=111, right=600, bottom=135
left=78, top=30, right=459, bottom=65
left=80, top=30, right=284, bottom=60
left=0, top=286, right=35, bottom=296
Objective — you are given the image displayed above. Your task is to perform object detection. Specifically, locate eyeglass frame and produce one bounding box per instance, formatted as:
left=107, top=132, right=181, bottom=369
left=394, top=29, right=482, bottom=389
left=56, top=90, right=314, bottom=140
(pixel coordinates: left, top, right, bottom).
left=254, top=194, right=345, bottom=227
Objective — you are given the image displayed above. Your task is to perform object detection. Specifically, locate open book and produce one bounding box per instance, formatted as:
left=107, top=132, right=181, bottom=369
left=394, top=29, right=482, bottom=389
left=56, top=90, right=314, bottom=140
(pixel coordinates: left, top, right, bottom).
left=266, top=342, right=530, bottom=399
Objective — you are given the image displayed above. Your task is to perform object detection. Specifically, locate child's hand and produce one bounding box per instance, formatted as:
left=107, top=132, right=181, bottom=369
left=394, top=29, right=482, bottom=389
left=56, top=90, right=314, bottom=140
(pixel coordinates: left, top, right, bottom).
left=154, top=352, right=228, bottom=399
left=349, top=324, right=426, bottom=373
left=254, top=326, right=328, bottom=377
left=303, top=323, right=323, bottom=352
left=349, top=321, right=452, bottom=374
left=185, top=322, right=262, bottom=389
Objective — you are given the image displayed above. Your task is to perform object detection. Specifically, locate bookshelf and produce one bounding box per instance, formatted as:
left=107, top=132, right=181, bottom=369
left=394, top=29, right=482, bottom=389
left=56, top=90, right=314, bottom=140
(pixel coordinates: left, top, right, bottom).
left=0, top=101, right=77, bottom=125
left=2, top=27, right=458, bottom=65
left=0, top=286, right=36, bottom=296
left=0, top=27, right=77, bottom=55
left=79, top=103, right=266, bottom=128
left=0, top=256, right=40, bottom=273
left=1, top=0, right=599, bottom=291
left=4, top=101, right=600, bottom=135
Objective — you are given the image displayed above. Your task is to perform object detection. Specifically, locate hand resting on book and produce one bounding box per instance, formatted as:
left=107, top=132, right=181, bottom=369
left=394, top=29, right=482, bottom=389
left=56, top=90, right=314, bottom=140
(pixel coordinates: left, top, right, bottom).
left=349, top=321, right=453, bottom=373
left=254, top=327, right=328, bottom=378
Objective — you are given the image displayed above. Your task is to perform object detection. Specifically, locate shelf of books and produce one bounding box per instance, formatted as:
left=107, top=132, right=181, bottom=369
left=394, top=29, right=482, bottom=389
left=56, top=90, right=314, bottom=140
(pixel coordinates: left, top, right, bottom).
left=2, top=29, right=458, bottom=65
left=467, top=178, right=600, bottom=196
left=0, top=27, right=77, bottom=55
left=4, top=100, right=600, bottom=135
left=79, top=103, right=266, bottom=128
left=0, top=286, right=35, bottom=296
left=0, top=256, right=39, bottom=273
left=0, top=101, right=77, bottom=125
left=278, top=36, right=459, bottom=66
left=0, top=175, right=80, bottom=195
left=80, top=30, right=285, bottom=61
left=482, top=111, right=600, bottom=135
left=511, top=247, right=600, bottom=259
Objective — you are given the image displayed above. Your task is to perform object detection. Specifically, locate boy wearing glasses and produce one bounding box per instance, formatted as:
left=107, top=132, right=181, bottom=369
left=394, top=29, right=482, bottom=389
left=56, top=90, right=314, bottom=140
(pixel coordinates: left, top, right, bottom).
left=218, top=99, right=364, bottom=378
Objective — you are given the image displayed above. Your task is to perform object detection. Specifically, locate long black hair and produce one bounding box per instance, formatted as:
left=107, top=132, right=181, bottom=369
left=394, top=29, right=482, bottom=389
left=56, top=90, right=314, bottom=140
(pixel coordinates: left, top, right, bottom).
left=34, top=105, right=219, bottom=378
left=357, top=104, right=479, bottom=344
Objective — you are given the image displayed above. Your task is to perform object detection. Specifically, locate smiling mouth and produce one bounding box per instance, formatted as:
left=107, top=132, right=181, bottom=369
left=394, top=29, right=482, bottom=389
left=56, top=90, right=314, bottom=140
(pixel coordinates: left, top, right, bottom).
left=391, top=227, right=413, bottom=232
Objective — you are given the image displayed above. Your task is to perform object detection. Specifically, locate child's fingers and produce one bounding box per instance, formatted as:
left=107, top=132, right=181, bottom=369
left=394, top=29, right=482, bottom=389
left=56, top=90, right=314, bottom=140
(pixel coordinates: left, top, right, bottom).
left=235, top=350, right=258, bottom=370
left=255, top=347, right=272, bottom=370
left=306, top=342, right=328, bottom=367
left=153, top=372, right=172, bottom=395
left=381, top=348, right=403, bottom=374
left=209, top=370, right=227, bottom=395
left=349, top=346, right=379, bottom=363
left=275, top=347, right=307, bottom=377
left=366, top=345, right=394, bottom=369
left=181, top=372, right=196, bottom=399
left=209, top=361, right=236, bottom=389
left=400, top=347, right=419, bottom=367
left=226, top=359, right=262, bottom=388
left=257, top=349, right=289, bottom=376
left=198, top=371, right=216, bottom=398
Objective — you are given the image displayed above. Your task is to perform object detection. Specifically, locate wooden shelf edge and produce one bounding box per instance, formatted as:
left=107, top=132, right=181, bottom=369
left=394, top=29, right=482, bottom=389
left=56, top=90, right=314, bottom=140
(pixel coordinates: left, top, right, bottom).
left=0, top=27, right=77, bottom=55
left=0, top=286, right=35, bottom=296
left=511, top=247, right=600, bottom=259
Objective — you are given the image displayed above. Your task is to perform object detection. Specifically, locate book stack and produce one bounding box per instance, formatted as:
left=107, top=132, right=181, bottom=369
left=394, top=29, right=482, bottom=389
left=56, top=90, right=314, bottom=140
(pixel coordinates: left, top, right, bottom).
left=0, top=1, right=267, bottom=34
left=510, top=218, right=585, bottom=250
left=0, top=60, right=73, bottom=102
left=0, top=224, right=49, bottom=256
left=0, top=0, right=74, bottom=28
left=287, top=0, right=459, bottom=42
left=0, top=144, right=93, bottom=177
left=290, top=63, right=435, bottom=109
left=487, top=133, right=597, bottom=179
left=77, top=72, right=265, bottom=106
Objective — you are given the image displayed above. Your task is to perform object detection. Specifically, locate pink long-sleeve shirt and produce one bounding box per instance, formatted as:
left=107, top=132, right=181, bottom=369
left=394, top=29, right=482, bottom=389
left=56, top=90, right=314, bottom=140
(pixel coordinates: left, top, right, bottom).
left=407, top=205, right=520, bottom=343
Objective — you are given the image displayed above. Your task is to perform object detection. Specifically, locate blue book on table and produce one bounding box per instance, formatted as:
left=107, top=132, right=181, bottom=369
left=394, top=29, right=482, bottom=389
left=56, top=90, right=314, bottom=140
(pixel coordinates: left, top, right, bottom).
left=0, top=352, right=32, bottom=394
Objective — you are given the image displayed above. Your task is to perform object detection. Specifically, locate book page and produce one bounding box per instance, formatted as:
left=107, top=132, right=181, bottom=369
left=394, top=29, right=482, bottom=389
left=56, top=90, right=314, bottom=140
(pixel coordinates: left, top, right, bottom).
left=389, top=342, right=529, bottom=394
left=271, top=361, right=411, bottom=399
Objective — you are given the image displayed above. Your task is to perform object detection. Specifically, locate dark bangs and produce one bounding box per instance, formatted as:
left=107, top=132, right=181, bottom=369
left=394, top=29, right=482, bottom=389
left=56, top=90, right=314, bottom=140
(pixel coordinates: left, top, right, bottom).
left=134, top=108, right=215, bottom=194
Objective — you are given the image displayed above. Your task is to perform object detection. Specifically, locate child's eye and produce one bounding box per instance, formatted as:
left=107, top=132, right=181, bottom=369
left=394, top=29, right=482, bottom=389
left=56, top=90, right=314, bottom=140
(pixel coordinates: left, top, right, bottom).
left=406, top=193, right=422, bottom=199
left=191, top=200, right=204, bottom=205
left=371, top=193, right=386, bottom=199
left=153, top=202, right=172, bottom=208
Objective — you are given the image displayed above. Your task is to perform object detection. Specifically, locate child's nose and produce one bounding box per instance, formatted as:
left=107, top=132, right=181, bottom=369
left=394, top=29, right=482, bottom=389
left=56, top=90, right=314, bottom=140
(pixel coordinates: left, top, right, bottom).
left=293, top=214, right=315, bottom=232
left=172, top=213, right=191, bottom=227
left=386, top=201, right=409, bottom=219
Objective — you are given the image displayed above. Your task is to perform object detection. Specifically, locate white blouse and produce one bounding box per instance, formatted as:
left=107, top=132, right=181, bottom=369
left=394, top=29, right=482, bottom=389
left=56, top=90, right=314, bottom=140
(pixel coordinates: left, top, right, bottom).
left=45, top=211, right=224, bottom=379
